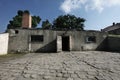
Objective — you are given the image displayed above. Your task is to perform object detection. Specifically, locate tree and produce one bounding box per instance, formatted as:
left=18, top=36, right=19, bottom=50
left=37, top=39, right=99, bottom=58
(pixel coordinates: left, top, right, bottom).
left=7, top=10, right=41, bottom=29
left=17, top=10, right=23, bottom=16
left=32, top=16, right=41, bottom=28
left=53, top=14, right=85, bottom=30
left=42, top=19, right=52, bottom=29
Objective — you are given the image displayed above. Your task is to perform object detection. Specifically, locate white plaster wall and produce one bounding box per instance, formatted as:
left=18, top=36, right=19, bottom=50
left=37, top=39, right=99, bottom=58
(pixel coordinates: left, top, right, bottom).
left=0, top=33, right=9, bottom=55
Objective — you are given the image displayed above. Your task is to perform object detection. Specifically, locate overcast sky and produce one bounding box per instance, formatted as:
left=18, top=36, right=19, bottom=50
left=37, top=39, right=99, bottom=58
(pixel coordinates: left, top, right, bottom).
left=0, top=0, right=120, bottom=33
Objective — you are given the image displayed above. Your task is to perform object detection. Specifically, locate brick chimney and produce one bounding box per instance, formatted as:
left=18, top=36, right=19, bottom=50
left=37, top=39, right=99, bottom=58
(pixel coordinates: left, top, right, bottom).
left=22, top=12, right=32, bottom=28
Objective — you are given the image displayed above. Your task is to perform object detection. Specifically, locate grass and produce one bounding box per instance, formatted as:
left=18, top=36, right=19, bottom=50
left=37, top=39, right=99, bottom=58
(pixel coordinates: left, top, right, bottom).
left=0, top=53, right=26, bottom=62
left=108, top=34, right=120, bottom=37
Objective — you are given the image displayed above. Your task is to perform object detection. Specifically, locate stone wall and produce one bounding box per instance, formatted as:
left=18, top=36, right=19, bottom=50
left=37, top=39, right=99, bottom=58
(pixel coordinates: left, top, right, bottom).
left=74, top=31, right=108, bottom=51
left=0, top=33, right=9, bottom=55
left=7, top=29, right=108, bottom=53
left=8, top=29, right=57, bottom=53
left=107, top=36, right=120, bottom=51
left=8, top=29, right=30, bottom=53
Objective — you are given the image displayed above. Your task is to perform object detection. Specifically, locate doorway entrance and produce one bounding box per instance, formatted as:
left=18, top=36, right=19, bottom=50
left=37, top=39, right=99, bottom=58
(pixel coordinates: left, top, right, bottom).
left=62, top=36, right=70, bottom=51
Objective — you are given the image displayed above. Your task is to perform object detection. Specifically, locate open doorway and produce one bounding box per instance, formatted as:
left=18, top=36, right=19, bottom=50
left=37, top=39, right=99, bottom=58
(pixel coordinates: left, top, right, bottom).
left=62, top=36, right=70, bottom=51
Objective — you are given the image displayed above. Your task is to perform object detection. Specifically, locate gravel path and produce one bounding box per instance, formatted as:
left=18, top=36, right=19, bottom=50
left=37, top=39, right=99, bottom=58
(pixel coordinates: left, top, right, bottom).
left=0, top=51, right=120, bottom=80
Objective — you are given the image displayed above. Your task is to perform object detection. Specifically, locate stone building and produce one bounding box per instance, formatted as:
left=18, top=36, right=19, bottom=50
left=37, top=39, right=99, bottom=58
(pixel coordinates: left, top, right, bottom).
left=6, top=13, right=108, bottom=53
left=7, top=29, right=108, bottom=53
left=102, top=23, right=120, bottom=35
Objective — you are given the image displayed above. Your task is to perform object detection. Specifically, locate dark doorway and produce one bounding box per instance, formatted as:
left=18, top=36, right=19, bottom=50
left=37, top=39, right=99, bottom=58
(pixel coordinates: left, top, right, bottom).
left=62, top=36, right=70, bottom=51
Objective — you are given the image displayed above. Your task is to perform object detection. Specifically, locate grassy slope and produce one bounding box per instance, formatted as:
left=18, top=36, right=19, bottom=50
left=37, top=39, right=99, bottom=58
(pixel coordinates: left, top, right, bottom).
left=0, top=53, right=26, bottom=62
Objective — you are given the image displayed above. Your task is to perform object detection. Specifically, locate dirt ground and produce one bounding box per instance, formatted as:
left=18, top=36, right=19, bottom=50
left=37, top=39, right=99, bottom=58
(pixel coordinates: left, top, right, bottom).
left=0, top=51, right=120, bottom=80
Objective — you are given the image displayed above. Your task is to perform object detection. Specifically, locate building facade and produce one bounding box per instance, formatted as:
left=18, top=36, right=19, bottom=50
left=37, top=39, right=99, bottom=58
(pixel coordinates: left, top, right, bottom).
left=7, top=29, right=108, bottom=53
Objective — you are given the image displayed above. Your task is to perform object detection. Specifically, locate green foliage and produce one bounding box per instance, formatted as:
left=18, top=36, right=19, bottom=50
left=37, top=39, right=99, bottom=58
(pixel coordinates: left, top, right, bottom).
left=7, top=10, right=41, bottom=29
left=42, top=19, right=52, bottom=29
left=7, top=10, right=85, bottom=30
left=24, top=10, right=30, bottom=14
left=32, top=16, right=41, bottom=28
left=17, top=10, right=23, bottom=16
left=108, top=35, right=120, bottom=37
left=53, top=14, right=85, bottom=30
left=7, top=15, right=22, bottom=29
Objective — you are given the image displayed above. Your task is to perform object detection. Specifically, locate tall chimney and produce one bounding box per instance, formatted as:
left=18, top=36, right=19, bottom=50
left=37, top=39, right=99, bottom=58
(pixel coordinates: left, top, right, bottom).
left=22, top=12, right=32, bottom=28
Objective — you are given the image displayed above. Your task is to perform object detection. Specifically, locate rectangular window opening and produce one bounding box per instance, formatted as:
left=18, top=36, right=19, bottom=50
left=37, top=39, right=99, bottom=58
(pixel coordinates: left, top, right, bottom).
left=86, top=36, right=96, bottom=43
left=15, top=30, right=19, bottom=34
left=31, top=35, right=43, bottom=42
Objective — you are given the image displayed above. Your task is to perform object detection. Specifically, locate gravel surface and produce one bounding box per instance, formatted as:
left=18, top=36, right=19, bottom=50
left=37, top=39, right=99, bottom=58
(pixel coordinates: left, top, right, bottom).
left=0, top=51, right=120, bottom=80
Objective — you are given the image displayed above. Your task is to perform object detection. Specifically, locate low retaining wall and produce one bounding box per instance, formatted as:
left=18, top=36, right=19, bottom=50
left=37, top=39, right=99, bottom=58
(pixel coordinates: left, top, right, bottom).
left=107, top=35, right=120, bottom=51
left=0, top=33, right=9, bottom=55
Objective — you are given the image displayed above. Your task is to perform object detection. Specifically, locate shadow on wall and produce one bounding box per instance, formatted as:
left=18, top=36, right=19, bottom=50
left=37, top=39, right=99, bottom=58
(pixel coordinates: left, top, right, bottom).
left=107, top=36, right=120, bottom=52
left=34, top=36, right=120, bottom=53
left=35, top=40, right=57, bottom=53
left=96, top=36, right=120, bottom=52
left=96, top=38, right=108, bottom=51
